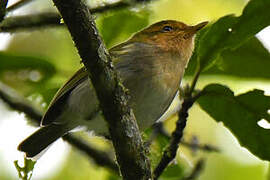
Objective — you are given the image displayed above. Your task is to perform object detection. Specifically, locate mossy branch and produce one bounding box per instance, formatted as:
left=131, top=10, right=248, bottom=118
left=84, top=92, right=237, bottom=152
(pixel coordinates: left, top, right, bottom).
left=51, top=0, right=152, bottom=179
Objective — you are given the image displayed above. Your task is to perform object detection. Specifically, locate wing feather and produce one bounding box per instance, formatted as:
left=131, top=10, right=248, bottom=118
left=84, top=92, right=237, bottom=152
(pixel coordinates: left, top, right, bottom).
left=42, top=41, right=152, bottom=126
left=41, top=68, right=88, bottom=125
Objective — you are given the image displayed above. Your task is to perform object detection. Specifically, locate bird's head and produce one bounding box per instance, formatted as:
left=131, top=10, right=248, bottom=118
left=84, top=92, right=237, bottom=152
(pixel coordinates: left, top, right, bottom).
left=131, top=20, right=208, bottom=60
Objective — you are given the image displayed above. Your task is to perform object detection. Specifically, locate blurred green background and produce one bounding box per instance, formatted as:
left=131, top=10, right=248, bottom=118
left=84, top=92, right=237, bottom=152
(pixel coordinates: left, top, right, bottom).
left=0, top=0, right=270, bottom=179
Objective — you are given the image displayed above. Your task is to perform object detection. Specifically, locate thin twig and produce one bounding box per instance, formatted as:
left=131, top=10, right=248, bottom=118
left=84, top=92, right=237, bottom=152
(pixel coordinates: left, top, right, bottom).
left=150, top=122, right=219, bottom=153
left=153, top=96, right=195, bottom=179
left=0, top=1, right=144, bottom=32
left=189, top=67, right=201, bottom=96
left=0, top=12, right=62, bottom=32
left=182, top=159, right=205, bottom=180
left=7, top=0, right=129, bottom=14
left=89, top=1, right=130, bottom=14
left=1, top=0, right=154, bottom=33
left=181, top=141, right=219, bottom=153
left=51, top=0, right=151, bottom=179
left=0, top=82, right=118, bottom=172
left=0, top=82, right=43, bottom=123
left=153, top=88, right=203, bottom=178
left=6, top=0, right=33, bottom=12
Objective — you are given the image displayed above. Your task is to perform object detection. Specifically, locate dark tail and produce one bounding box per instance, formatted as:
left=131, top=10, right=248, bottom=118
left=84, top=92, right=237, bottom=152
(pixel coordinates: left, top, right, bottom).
left=18, top=124, right=69, bottom=158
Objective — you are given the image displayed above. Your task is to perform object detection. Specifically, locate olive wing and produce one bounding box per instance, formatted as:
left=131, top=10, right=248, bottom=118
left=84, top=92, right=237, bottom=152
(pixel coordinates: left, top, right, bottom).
left=41, top=41, right=135, bottom=126
left=41, top=68, right=88, bottom=125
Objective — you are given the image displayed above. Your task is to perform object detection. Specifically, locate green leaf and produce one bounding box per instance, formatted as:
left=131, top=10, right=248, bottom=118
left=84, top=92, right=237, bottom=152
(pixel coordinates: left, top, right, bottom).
left=185, top=37, right=270, bottom=79
left=0, top=51, right=56, bottom=83
left=195, top=0, right=270, bottom=71
left=197, top=84, right=270, bottom=160
left=236, top=90, right=270, bottom=122
left=97, top=9, right=149, bottom=47
left=217, top=38, right=270, bottom=79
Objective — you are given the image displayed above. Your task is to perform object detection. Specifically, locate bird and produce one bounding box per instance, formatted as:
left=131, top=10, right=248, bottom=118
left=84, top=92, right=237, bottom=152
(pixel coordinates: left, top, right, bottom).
left=18, top=20, right=208, bottom=158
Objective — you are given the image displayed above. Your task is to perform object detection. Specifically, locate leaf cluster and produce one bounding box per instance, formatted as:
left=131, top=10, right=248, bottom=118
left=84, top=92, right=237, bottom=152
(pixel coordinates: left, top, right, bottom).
left=191, top=0, right=270, bottom=161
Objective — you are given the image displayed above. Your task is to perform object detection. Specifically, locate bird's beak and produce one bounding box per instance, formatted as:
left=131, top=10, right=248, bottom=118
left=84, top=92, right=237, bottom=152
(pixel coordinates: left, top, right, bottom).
left=184, top=21, right=208, bottom=39
left=192, top=21, right=209, bottom=32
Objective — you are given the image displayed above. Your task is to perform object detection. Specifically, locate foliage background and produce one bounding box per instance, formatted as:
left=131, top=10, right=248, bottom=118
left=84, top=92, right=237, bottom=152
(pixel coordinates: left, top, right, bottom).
left=0, top=0, right=270, bottom=179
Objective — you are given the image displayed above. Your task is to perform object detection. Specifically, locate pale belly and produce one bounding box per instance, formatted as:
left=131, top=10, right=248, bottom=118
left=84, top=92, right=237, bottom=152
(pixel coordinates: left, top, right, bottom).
left=66, top=76, right=177, bottom=134
left=124, top=74, right=177, bottom=130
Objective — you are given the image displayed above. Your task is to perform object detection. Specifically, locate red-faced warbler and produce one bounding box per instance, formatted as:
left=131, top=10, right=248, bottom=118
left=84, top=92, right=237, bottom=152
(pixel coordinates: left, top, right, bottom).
left=18, top=20, right=208, bottom=157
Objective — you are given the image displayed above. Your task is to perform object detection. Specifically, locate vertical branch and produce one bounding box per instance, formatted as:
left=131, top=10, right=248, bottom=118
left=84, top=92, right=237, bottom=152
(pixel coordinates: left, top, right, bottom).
left=51, top=0, right=152, bottom=179
left=153, top=96, right=195, bottom=179
left=188, top=67, right=201, bottom=96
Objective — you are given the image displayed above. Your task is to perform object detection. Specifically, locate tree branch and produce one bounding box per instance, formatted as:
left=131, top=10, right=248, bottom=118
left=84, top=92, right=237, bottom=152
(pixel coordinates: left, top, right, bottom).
left=148, top=122, right=219, bottom=153
left=0, top=0, right=8, bottom=22
left=153, top=96, right=195, bottom=179
left=0, top=12, right=62, bottom=32
left=153, top=75, right=205, bottom=179
left=51, top=0, right=151, bottom=179
left=88, top=1, right=130, bottom=14
left=0, top=82, right=42, bottom=123
left=0, top=82, right=118, bottom=173
left=0, top=0, right=138, bottom=32
left=6, top=0, right=33, bottom=12
left=0, top=0, right=153, bottom=33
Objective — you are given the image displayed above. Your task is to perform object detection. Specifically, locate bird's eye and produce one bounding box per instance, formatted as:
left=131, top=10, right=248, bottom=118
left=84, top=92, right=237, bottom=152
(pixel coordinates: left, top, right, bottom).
left=162, top=26, right=173, bottom=32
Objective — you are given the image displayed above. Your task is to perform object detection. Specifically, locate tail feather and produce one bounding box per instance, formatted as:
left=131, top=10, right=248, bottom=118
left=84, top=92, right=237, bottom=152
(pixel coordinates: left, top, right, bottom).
left=18, top=124, right=69, bottom=158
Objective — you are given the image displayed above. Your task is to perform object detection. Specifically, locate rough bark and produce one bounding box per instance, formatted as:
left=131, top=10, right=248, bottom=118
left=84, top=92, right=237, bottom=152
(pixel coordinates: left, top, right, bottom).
left=51, top=0, right=152, bottom=179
